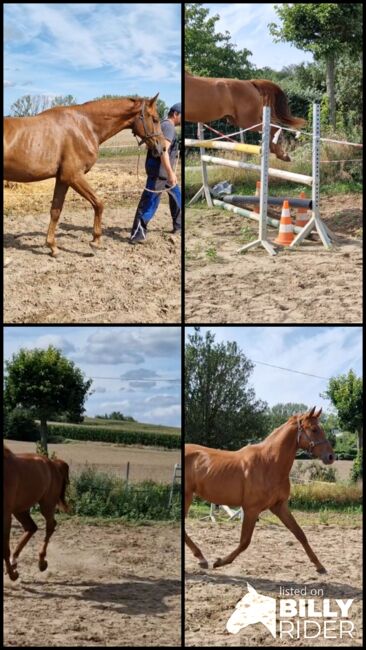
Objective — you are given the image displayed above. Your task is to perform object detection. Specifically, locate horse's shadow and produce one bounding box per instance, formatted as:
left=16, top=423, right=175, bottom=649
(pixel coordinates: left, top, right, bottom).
left=185, top=572, right=362, bottom=600
left=4, top=221, right=171, bottom=255
left=6, top=574, right=181, bottom=616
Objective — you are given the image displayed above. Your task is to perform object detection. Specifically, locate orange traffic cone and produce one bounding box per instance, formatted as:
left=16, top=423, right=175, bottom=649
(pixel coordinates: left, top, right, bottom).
left=274, top=200, right=294, bottom=246
left=295, top=191, right=310, bottom=229
left=253, top=180, right=261, bottom=214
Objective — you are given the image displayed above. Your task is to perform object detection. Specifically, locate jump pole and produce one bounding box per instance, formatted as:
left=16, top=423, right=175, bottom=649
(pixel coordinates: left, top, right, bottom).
left=290, top=103, right=331, bottom=248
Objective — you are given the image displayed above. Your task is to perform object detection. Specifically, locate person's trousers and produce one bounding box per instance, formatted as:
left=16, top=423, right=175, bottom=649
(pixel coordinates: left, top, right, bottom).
left=131, top=176, right=182, bottom=231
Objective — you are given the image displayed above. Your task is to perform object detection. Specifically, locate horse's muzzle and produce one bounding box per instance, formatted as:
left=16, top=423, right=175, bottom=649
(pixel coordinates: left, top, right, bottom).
left=151, top=142, right=165, bottom=158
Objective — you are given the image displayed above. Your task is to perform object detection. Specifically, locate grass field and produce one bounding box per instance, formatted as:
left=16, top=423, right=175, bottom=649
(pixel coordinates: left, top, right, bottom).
left=5, top=439, right=181, bottom=483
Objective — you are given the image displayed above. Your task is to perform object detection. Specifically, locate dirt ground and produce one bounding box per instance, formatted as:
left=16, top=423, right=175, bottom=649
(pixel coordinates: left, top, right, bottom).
left=5, top=440, right=181, bottom=484
left=4, top=156, right=181, bottom=323
left=185, top=519, right=362, bottom=646
left=4, top=519, right=181, bottom=647
left=185, top=194, right=362, bottom=323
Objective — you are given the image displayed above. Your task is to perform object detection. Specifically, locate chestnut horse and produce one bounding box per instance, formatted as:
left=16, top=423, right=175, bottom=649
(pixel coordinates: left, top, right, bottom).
left=185, top=407, right=334, bottom=572
left=4, top=445, right=70, bottom=581
left=185, top=71, right=306, bottom=162
left=4, top=94, right=165, bottom=256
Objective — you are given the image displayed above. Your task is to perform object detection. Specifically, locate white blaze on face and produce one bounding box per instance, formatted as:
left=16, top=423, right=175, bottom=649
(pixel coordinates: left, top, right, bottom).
left=226, top=582, right=276, bottom=638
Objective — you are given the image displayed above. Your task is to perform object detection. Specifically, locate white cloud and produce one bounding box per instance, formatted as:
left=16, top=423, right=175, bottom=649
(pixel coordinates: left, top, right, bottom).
left=143, top=404, right=181, bottom=419
left=146, top=394, right=179, bottom=405
left=34, top=334, right=75, bottom=354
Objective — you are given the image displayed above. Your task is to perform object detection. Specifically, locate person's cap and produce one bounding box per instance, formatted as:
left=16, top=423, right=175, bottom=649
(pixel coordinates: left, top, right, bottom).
left=169, top=102, right=181, bottom=114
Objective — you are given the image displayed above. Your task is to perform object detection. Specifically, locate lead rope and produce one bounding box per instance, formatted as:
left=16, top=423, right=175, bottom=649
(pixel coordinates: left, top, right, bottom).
left=135, top=141, right=180, bottom=193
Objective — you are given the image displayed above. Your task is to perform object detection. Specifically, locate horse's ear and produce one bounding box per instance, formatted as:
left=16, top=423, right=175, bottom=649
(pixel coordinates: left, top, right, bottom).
left=308, top=406, right=316, bottom=417
left=315, top=407, right=322, bottom=418
left=149, top=93, right=159, bottom=105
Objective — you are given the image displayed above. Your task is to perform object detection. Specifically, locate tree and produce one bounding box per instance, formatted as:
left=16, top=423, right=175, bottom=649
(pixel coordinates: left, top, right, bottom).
left=322, top=370, right=362, bottom=450
left=4, top=346, right=93, bottom=453
left=51, top=95, right=78, bottom=107
left=265, top=402, right=310, bottom=432
left=10, top=95, right=52, bottom=116
left=185, top=328, right=267, bottom=448
left=185, top=3, right=254, bottom=78
left=269, top=4, right=363, bottom=127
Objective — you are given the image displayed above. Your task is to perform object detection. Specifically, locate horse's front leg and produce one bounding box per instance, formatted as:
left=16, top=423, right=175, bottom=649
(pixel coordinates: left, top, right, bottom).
left=69, top=174, right=104, bottom=251
left=46, top=179, right=69, bottom=257
left=185, top=491, right=208, bottom=568
left=213, top=510, right=258, bottom=568
left=3, top=512, right=19, bottom=581
left=270, top=501, right=326, bottom=573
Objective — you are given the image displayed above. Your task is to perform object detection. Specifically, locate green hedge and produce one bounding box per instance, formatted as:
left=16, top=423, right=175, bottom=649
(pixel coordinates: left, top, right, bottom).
left=68, top=468, right=180, bottom=520
left=48, top=424, right=180, bottom=449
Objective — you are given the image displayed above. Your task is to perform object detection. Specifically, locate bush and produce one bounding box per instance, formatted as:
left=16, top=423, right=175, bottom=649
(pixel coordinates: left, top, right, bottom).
left=290, top=482, right=361, bottom=510
left=69, top=467, right=180, bottom=521
left=350, top=452, right=362, bottom=483
left=306, top=461, right=337, bottom=483
left=4, top=408, right=39, bottom=442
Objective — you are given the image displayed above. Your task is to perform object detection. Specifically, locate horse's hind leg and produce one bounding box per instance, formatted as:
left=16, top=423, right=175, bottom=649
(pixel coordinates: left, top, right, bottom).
left=185, top=491, right=208, bottom=569
left=69, top=174, right=104, bottom=251
left=213, top=509, right=258, bottom=569
left=269, top=126, right=291, bottom=162
left=4, top=512, right=19, bottom=581
left=38, top=504, right=57, bottom=572
left=46, top=179, right=69, bottom=257
left=11, top=511, right=38, bottom=567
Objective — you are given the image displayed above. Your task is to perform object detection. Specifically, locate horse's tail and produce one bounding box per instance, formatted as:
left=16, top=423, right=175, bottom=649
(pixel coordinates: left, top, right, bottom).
left=250, top=80, right=306, bottom=128
left=57, top=461, right=70, bottom=513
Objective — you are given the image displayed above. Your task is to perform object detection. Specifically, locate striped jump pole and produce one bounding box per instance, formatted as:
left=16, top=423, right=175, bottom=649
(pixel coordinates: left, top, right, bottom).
left=289, top=104, right=331, bottom=249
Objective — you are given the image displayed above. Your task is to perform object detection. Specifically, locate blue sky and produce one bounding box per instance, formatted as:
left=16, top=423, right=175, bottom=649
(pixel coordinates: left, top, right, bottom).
left=4, top=3, right=181, bottom=115
left=204, top=3, right=313, bottom=70
left=4, top=327, right=181, bottom=427
left=185, top=327, right=362, bottom=413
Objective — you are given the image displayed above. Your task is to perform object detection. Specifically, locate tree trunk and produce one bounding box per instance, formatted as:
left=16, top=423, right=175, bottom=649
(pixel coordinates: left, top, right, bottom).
left=326, top=54, right=336, bottom=128
left=357, top=426, right=362, bottom=452
left=40, top=418, right=48, bottom=455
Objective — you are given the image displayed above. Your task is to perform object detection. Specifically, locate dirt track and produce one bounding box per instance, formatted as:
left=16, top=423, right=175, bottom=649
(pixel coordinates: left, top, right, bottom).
left=4, top=520, right=181, bottom=647
left=4, top=157, right=181, bottom=323
left=185, top=194, right=362, bottom=323
left=185, top=519, right=362, bottom=646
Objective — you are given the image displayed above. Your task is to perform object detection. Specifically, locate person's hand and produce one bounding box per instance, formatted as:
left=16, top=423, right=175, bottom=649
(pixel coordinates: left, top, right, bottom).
left=167, top=171, right=177, bottom=187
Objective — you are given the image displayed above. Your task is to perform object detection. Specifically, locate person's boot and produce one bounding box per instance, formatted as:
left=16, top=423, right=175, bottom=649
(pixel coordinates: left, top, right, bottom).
left=129, top=217, right=148, bottom=244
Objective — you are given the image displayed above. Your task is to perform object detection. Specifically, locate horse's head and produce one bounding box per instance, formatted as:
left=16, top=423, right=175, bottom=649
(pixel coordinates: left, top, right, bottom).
left=132, top=93, right=166, bottom=157
left=296, top=407, right=335, bottom=465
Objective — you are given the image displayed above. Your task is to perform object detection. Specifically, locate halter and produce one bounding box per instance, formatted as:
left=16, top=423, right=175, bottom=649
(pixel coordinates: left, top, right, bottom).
left=296, top=417, right=329, bottom=454
left=132, top=100, right=164, bottom=147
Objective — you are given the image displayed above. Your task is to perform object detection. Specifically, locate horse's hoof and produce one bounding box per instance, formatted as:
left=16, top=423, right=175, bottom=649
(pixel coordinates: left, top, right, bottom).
left=317, top=566, right=327, bottom=574
left=9, top=570, right=19, bottom=581
left=49, top=250, right=59, bottom=258
left=39, top=559, right=48, bottom=572
left=198, top=559, right=208, bottom=569
left=10, top=557, right=17, bottom=569
left=89, top=240, right=101, bottom=252
left=213, top=558, right=222, bottom=569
